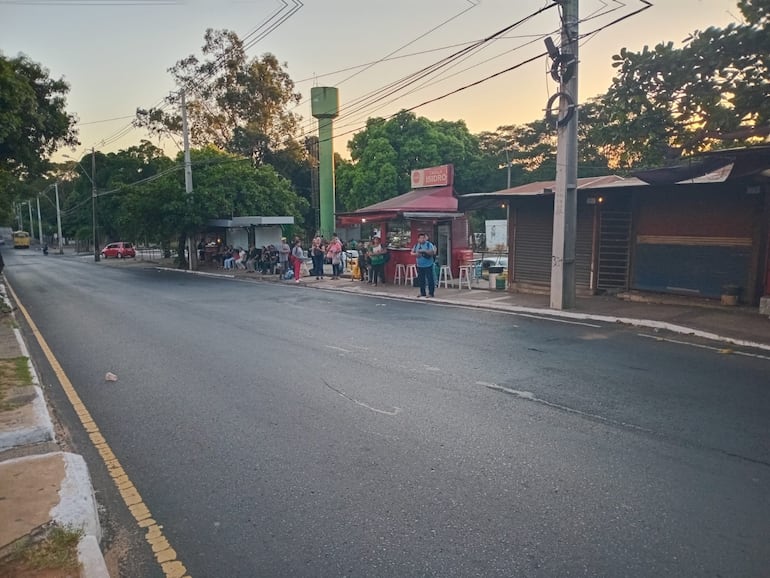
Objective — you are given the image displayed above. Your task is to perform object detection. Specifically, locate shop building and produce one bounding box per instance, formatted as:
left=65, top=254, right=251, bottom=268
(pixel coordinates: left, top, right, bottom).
left=336, top=164, right=472, bottom=280
left=458, top=147, right=770, bottom=305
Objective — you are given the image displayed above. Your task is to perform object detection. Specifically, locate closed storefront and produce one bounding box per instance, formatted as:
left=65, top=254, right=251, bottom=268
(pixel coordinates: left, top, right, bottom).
left=631, top=186, right=761, bottom=299
left=512, top=200, right=553, bottom=286
left=511, top=197, right=593, bottom=290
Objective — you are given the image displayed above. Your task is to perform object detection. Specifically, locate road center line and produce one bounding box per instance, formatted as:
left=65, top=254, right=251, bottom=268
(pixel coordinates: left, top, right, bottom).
left=5, top=281, right=191, bottom=578
left=476, top=381, right=652, bottom=433
left=322, top=379, right=401, bottom=416
left=325, top=345, right=352, bottom=353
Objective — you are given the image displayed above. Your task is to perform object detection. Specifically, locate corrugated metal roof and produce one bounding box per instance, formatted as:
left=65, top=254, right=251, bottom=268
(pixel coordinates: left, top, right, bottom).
left=349, top=185, right=458, bottom=213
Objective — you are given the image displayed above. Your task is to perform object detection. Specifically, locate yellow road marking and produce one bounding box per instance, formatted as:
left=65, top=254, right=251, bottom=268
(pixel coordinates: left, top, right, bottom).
left=5, top=281, right=191, bottom=578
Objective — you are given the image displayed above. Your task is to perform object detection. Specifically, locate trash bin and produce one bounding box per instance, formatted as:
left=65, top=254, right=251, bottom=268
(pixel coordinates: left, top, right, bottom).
left=496, top=275, right=506, bottom=290
left=488, top=273, right=497, bottom=290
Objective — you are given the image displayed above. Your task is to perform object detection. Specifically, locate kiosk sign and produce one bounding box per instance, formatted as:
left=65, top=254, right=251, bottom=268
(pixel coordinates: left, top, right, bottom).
left=411, top=164, right=453, bottom=188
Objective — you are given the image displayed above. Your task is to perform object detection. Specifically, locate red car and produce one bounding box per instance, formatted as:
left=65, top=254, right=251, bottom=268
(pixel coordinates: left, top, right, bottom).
left=101, top=242, right=136, bottom=259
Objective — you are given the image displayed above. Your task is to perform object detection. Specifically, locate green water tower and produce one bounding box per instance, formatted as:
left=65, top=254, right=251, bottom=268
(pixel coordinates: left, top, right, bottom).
left=311, top=87, right=339, bottom=237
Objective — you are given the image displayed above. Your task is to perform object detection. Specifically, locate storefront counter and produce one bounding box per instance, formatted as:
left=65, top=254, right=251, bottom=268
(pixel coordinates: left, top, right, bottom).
left=385, top=247, right=414, bottom=282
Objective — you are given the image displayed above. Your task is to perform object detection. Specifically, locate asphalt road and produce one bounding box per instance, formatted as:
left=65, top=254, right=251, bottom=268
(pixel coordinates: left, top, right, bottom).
left=4, top=249, right=770, bottom=578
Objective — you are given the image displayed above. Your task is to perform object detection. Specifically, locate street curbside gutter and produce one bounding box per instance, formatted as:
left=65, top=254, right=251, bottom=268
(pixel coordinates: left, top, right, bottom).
left=0, top=281, right=109, bottom=577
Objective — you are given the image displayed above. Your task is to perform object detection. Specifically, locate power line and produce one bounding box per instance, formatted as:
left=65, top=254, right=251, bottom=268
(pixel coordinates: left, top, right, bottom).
left=83, top=0, right=303, bottom=153
left=75, top=114, right=137, bottom=126
left=321, top=3, right=559, bottom=133
left=298, top=1, right=654, bottom=148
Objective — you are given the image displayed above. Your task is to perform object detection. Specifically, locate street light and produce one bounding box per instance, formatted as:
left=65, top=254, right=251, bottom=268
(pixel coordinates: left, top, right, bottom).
left=63, top=151, right=99, bottom=262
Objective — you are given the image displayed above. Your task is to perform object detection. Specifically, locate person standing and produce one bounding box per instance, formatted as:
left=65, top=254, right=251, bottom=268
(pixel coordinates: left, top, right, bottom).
left=411, top=232, right=436, bottom=298
left=311, top=235, right=325, bottom=279
left=291, top=238, right=304, bottom=283
left=278, top=237, right=290, bottom=276
left=326, top=234, right=343, bottom=280
left=368, top=236, right=387, bottom=286
left=358, top=242, right=369, bottom=282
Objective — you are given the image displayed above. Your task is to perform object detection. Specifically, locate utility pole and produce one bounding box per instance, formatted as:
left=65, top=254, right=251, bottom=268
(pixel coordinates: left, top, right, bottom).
left=92, top=148, right=100, bottom=262
left=36, top=195, right=43, bottom=247
left=27, top=201, right=33, bottom=238
left=54, top=182, right=63, bottom=254
left=505, top=148, right=512, bottom=189
left=549, top=0, right=579, bottom=310
left=181, top=90, right=196, bottom=270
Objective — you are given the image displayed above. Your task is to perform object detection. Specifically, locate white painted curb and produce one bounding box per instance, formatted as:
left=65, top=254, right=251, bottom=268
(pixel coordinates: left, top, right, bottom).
left=78, top=533, right=110, bottom=578
left=0, top=386, right=55, bottom=450
left=51, top=452, right=102, bottom=543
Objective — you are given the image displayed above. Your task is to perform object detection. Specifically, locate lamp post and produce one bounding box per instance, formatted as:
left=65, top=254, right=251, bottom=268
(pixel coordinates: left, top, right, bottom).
left=54, top=183, right=63, bottom=254
left=27, top=201, right=33, bottom=237
left=91, top=149, right=99, bottom=262
left=504, top=148, right=513, bottom=189
left=36, top=195, right=43, bottom=247
left=64, top=152, right=99, bottom=262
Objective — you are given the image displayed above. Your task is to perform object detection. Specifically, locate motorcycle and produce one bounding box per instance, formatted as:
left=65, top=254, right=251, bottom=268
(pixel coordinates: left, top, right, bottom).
left=42, top=244, right=48, bottom=256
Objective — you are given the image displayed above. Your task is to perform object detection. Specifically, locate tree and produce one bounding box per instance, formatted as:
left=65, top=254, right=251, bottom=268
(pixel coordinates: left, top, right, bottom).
left=114, top=145, right=307, bottom=265
left=0, top=52, right=78, bottom=221
left=136, top=29, right=301, bottom=162
left=594, top=0, right=770, bottom=165
left=337, top=111, right=489, bottom=211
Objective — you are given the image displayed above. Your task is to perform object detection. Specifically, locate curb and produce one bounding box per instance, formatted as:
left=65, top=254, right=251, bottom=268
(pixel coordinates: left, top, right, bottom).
left=158, top=267, right=770, bottom=353
left=0, top=281, right=109, bottom=577
left=425, top=296, right=770, bottom=353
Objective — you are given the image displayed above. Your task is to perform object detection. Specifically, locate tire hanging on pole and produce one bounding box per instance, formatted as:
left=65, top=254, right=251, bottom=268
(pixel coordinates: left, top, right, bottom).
left=545, top=92, right=575, bottom=127
left=550, top=53, right=576, bottom=84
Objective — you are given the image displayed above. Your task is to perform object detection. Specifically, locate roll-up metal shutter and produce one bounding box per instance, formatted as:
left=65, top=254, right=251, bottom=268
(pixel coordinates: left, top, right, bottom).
left=575, top=204, right=593, bottom=288
left=513, top=202, right=553, bottom=285
left=631, top=188, right=757, bottom=299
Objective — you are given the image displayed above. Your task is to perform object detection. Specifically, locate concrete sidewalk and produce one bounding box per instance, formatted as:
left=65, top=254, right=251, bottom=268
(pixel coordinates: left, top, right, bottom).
left=186, top=263, right=770, bottom=351
left=0, top=282, right=109, bottom=577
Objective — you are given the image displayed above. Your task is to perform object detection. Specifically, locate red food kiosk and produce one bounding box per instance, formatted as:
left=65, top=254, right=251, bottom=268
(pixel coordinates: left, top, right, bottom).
left=336, top=164, right=473, bottom=282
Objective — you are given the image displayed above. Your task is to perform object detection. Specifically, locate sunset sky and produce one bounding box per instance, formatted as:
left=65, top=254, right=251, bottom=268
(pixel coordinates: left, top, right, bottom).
left=1, top=0, right=741, bottom=158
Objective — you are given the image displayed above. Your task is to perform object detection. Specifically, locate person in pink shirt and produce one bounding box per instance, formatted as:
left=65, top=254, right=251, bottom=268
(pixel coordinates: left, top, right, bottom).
left=291, top=239, right=304, bottom=282
left=326, top=234, right=343, bottom=280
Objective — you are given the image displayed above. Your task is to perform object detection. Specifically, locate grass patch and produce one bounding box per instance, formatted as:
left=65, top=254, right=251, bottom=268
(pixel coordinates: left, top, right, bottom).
left=0, top=356, right=32, bottom=411
left=4, top=525, right=83, bottom=573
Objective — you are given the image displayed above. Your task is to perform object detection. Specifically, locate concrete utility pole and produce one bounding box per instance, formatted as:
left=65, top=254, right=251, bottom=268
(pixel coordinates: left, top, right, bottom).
left=36, top=195, right=43, bottom=246
left=27, top=201, right=33, bottom=238
left=550, top=0, right=579, bottom=310
left=92, top=148, right=100, bottom=262
left=54, top=183, right=63, bottom=254
left=181, top=90, right=196, bottom=270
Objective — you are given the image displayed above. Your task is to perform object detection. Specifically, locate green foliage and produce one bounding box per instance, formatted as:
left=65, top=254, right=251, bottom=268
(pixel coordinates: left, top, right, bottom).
left=595, top=1, right=770, bottom=165
left=114, top=146, right=306, bottom=246
left=337, top=111, right=495, bottom=210
left=0, top=52, right=78, bottom=221
left=137, top=29, right=301, bottom=163
left=10, top=524, right=83, bottom=571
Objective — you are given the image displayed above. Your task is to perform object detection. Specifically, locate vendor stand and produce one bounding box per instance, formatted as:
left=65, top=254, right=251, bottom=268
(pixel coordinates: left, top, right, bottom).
left=336, top=164, right=473, bottom=282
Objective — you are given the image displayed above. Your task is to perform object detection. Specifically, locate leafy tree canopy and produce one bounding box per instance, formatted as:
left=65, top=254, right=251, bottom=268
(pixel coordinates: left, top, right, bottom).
left=336, top=110, right=494, bottom=211
left=594, top=0, right=770, bottom=165
left=79, top=145, right=308, bottom=250
left=136, top=29, right=302, bottom=162
left=0, top=52, right=78, bottom=221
